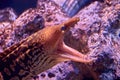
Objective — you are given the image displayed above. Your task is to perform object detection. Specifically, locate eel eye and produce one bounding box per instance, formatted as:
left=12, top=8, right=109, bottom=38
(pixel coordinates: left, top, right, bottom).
left=61, top=26, right=67, bottom=31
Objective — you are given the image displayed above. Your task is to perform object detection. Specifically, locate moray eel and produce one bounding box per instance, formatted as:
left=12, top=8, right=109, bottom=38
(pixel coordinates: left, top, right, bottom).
left=0, top=17, right=94, bottom=80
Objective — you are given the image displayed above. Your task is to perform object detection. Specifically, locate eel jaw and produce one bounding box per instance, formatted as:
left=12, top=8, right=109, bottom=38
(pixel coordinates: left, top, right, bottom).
left=56, top=41, right=94, bottom=63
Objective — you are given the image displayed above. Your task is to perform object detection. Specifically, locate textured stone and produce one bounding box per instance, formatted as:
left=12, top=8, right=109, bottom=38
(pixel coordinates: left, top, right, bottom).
left=0, top=0, right=120, bottom=80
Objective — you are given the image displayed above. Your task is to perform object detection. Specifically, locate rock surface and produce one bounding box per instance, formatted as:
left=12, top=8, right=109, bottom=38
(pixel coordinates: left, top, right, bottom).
left=0, top=0, right=120, bottom=80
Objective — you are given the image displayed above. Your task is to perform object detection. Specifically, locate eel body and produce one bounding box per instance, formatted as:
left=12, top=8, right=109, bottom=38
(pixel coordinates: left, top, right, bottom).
left=0, top=17, right=93, bottom=80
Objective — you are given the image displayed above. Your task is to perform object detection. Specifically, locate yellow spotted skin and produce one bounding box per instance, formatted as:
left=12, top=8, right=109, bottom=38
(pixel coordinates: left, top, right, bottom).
left=0, top=17, right=81, bottom=80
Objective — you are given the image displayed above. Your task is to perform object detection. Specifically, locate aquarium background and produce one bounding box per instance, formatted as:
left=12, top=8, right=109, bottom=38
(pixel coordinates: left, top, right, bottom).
left=0, top=0, right=120, bottom=80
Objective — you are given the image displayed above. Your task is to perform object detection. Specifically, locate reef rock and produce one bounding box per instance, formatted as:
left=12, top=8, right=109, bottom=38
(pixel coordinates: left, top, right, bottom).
left=0, top=0, right=120, bottom=80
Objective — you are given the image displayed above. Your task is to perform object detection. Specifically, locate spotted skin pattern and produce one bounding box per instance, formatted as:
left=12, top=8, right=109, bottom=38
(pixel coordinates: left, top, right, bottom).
left=0, top=17, right=93, bottom=80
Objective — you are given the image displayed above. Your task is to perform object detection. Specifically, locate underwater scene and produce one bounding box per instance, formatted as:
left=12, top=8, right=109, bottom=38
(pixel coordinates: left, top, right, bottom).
left=0, top=0, right=120, bottom=80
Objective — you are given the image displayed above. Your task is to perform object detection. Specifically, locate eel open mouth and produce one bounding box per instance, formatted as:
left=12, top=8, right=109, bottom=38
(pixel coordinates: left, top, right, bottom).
left=56, top=40, right=94, bottom=63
